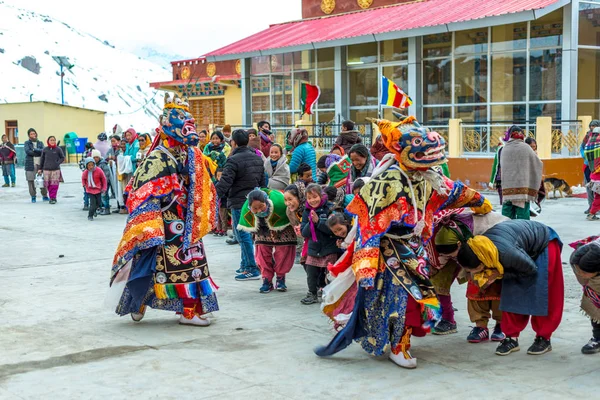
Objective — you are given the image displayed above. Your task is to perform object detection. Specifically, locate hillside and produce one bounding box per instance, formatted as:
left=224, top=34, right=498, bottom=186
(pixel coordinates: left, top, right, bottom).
left=0, top=1, right=172, bottom=133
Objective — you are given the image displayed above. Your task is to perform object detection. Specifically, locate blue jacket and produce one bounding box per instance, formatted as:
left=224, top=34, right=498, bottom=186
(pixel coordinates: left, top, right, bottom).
left=289, top=142, right=317, bottom=182
left=125, top=139, right=139, bottom=172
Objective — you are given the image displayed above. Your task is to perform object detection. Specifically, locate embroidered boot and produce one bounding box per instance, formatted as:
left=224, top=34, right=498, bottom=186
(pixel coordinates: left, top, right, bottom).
left=179, top=307, right=210, bottom=327
left=131, top=305, right=146, bottom=322
left=389, top=327, right=417, bottom=369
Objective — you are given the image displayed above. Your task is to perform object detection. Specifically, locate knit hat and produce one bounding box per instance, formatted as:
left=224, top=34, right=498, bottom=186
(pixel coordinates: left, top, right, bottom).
left=222, top=124, right=232, bottom=133
left=91, top=149, right=101, bottom=158
left=84, top=157, right=96, bottom=167
left=434, top=226, right=461, bottom=246
left=97, top=132, right=107, bottom=141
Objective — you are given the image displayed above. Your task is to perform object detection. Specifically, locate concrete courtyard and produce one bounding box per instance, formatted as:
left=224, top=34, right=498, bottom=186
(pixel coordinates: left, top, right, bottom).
left=0, top=165, right=599, bottom=399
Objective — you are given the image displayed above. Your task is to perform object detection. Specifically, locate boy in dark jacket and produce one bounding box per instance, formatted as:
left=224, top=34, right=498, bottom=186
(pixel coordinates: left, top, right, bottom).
left=216, top=129, right=265, bottom=281
left=301, top=184, right=340, bottom=304
left=0, top=134, right=17, bottom=187
left=335, top=120, right=362, bottom=154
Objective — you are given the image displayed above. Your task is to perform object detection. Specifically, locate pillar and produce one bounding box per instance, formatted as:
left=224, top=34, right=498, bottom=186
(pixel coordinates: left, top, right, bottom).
left=334, top=46, right=348, bottom=123
left=240, top=58, right=252, bottom=126
left=448, top=118, right=462, bottom=158
left=407, top=37, right=421, bottom=119
left=562, top=1, right=579, bottom=121
left=536, top=116, right=553, bottom=160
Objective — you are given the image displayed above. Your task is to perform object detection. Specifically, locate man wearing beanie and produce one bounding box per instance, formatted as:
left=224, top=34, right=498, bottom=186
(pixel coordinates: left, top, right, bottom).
left=216, top=129, right=265, bottom=281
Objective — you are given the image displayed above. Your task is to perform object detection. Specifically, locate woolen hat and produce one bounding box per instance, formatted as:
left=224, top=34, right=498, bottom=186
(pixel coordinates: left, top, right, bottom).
left=91, top=149, right=102, bottom=158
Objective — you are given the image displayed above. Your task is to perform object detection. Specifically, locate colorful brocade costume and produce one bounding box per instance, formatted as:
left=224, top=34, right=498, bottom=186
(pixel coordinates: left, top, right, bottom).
left=108, top=95, right=219, bottom=324
left=316, top=117, right=491, bottom=366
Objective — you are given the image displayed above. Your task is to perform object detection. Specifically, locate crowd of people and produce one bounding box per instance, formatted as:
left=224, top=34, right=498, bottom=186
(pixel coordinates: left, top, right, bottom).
left=4, top=102, right=599, bottom=369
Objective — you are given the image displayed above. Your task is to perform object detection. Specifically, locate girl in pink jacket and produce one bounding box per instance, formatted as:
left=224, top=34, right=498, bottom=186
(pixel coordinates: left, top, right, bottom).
left=82, top=157, right=107, bottom=221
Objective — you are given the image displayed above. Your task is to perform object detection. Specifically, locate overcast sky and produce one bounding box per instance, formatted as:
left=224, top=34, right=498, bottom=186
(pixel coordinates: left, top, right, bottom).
left=5, top=0, right=301, bottom=58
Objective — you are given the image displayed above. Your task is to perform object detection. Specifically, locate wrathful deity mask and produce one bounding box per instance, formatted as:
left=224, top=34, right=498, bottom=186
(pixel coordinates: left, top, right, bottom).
left=160, top=94, right=199, bottom=146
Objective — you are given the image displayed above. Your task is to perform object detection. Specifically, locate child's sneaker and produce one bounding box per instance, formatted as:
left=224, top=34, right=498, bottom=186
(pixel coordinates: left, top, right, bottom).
left=527, top=337, right=552, bottom=355
left=31, top=196, right=36, bottom=203
left=42, top=196, right=50, bottom=202
left=432, top=320, right=457, bottom=335
left=276, top=277, right=287, bottom=292
left=491, top=323, right=506, bottom=342
left=300, top=292, right=318, bottom=305
left=467, top=327, right=489, bottom=343
left=259, top=278, right=274, bottom=293
left=235, top=268, right=261, bottom=281
left=495, top=337, right=520, bottom=356
left=581, top=337, right=600, bottom=354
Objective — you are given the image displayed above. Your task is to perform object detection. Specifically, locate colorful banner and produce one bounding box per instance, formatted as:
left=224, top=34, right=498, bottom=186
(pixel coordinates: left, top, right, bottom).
left=380, top=76, right=413, bottom=109
left=300, top=83, right=321, bottom=115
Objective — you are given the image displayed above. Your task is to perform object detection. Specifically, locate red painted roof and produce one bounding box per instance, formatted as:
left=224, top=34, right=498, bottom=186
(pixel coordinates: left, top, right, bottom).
left=204, top=0, right=561, bottom=58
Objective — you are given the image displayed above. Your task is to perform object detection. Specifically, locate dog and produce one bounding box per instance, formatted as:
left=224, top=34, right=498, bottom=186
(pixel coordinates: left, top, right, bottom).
left=544, top=178, right=572, bottom=198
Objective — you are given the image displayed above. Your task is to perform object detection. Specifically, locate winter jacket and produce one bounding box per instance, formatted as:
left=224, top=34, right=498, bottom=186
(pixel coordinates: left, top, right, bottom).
left=82, top=167, right=108, bottom=195
left=203, top=142, right=231, bottom=158
left=216, top=146, right=266, bottom=209
left=289, top=142, right=317, bottom=182
left=96, top=158, right=113, bottom=191
left=40, top=146, right=65, bottom=171
left=301, top=202, right=339, bottom=258
left=0, top=141, right=17, bottom=164
left=24, top=140, right=44, bottom=171
left=265, top=157, right=290, bottom=191
left=483, top=220, right=550, bottom=280
left=335, top=130, right=362, bottom=154
left=125, top=139, right=139, bottom=173
left=105, top=147, right=121, bottom=162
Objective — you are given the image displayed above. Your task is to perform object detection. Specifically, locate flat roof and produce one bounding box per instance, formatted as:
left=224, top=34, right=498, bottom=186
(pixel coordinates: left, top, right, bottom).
left=0, top=101, right=106, bottom=114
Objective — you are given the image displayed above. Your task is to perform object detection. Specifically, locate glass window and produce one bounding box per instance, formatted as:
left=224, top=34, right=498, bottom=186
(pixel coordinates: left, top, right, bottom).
left=252, top=112, right=270, bottom=123
left=349, top=68, right=378, bottom=106
left=251, top=56, right=270, bottom=75
left=530, top=9, right=563, bottom=48
left=293, top=70, right=315, bottom=111
left=271, top=113, right=293, bottom=125
left=491, top=52, right=527, bottom=102
left=455, top=105, right=487, bottom=122
left=317, top=48, right=334, bottom=69
left=455, top=55, right=488, bottom=104
left=423, top=106, right=452, bottom=123
left=251, top=77, right=270, bottom=112
left=348, top=43, right=378, bottom=65
left=578, top=48, right=600, bottom=100
left=382, top=65, right=408, bottom=92
left=492, top=22, right=527, bottom=52
left=491, top=104, right=526, bottom=122
left=272, top=76, right=293, bottom=111
left=317, top=69, right=335, bottom=109
left=530, top=49, right=562, bottom=101
left=529, top=103, right=561, bottom=120
left=423, top=58, right=451, bottom=104
left=578, top=102, right=600, bottom=119
left=380, top=39, right=408, bottom=62
left=423, top=33, right=452, bottom=58
left=455, top=28, right=488, bottom=54
left=292, top=50, right=315, bottom=71
left=317, top=111, right=336, bottom=124
left=579, top=3, right=600, bottom=47
left=350, top=108, right=379, bottom=123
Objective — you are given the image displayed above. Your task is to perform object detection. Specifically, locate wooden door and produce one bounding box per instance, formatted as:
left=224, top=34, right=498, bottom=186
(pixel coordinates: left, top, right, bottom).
left=4, top=120, right=18, bottom=144
left=190, top=99, right=225, bottom=131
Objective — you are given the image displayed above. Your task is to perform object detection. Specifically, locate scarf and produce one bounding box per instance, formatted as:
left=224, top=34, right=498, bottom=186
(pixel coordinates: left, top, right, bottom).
left=305, top=194, right=328, bottom=242
left=47, top=138, right=56, bottom=149
left=125, top=128, right=138, bottom=144
left=584, top=131, right=600, bottom=174
left=259, top=131, right=273, bottom=144
left=87, top=167, right=97, bottom=188
left=467, top=236, right=504, bottom=287
left=207, top=142, right=225, bottom=153
left=500, top=139, right=543, bottom=203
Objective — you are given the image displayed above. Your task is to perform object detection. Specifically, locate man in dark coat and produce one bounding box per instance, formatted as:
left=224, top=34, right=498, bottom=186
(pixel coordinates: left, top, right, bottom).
left=23, top=128, right=49, bottom=202
left=216, top=129, right=265, bottom=281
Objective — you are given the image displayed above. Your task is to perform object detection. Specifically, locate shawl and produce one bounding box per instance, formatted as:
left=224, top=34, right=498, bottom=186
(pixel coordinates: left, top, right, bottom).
left=584, top=131, right=600, bottom=174
left=264, top=156, right=290, bottom=190
left=327, top=156, right=352, bottom=189
left=238, top=188, right=291, bottom=232
left=259, top=131, right=273, bottom=144
left=111, top=145, right=216, bottom=284
left=500, top=139, right=543, bottom=203
left=305, top=194, right=328, bottom=242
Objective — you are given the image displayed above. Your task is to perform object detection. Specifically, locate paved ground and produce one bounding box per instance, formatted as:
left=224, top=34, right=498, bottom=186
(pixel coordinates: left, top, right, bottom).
left=1, top=165, right=599, bottom=400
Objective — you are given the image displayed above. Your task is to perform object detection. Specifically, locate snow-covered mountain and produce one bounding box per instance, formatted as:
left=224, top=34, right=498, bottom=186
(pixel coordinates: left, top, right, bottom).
left=0, top=1, right=171, bottom=132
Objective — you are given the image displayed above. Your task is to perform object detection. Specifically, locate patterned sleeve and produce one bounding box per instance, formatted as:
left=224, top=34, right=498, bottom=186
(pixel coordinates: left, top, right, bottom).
left=433, top=177, right=491, bottom=214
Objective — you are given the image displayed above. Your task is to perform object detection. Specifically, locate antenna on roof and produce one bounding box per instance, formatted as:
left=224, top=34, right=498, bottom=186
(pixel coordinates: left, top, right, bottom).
left=52, top=56, right=75, bottom=105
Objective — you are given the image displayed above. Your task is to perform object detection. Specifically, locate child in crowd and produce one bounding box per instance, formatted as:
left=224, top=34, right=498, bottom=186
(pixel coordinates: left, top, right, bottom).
left=239, top=189, right=298, bottom=293
left=265, top=144, right=290, bottom=191
left=214, top=168, right=228, bottom=237
left=296, top=162, right=313, bottom=185
left=316, top=155, right=329, bottom=185
left=284, top=184, right=306, bottom=265
left=569, top=238, right=600, bottom=354
left=82, top=157, right=107, bottom=221
left=91, top=150, right=112, bottom=215
left=247, top=129, right=265, bottom=159
left=352, top=178, right=366, bottom=196
left=301, top=184, right=340, bottom=305
left=330, top=144, right=345, bottom=157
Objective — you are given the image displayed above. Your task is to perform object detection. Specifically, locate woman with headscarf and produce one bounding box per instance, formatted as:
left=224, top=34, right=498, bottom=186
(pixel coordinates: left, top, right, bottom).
left=288, top=128, right=317, bottom=182
left=38, top=135, right=65, bottom=204
left=136, top=133, right=152, bottom=168
left=94, top=132, right=111, bottom=158
left=123, top=128, right=139, bottom=173
left=197, top=130, right=208, bottom=152
left=348, top=144, right=376, bottom=192
left=238, top=188, right=297, bottom=293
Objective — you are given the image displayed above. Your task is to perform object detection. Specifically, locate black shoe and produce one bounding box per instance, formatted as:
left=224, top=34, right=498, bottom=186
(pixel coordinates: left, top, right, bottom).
left=581, top=337, right=600, bottom=354
left=495, top=337, right=520, bottom=356
left=585, top=209, right=591, bottom=215
left=527, top=337, right=552, bottom=355
left=226, top=238, right=239, bottom=245
left=432, top=320, right=458, bottom=335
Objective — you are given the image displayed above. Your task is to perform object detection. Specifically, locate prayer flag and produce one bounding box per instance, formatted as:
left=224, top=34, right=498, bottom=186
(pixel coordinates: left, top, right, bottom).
left=300, top=83, right=321, bottom=115
left=380, top=76, right=413, bottom=109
